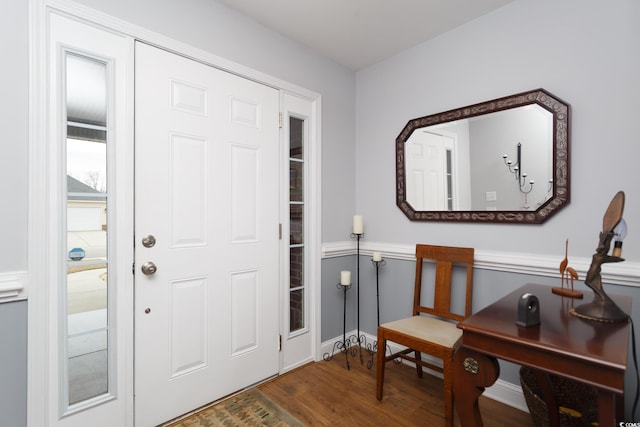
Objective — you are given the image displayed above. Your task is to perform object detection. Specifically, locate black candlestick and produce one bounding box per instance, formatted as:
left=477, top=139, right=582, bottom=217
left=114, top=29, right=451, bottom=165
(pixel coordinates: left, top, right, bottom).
left=371, top=258, right=386, bottom=327
left=350, top=232, right=364, bottom=364
left=322, top=283, right=352, bottom=370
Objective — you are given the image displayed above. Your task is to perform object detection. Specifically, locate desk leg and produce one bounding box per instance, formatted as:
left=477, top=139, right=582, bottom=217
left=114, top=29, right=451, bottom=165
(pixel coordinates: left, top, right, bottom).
left=598, top=389, right=620, bottom=427
left=453, top=347, right=500, bottom=427
left=533, top=370, right=560, bottom=427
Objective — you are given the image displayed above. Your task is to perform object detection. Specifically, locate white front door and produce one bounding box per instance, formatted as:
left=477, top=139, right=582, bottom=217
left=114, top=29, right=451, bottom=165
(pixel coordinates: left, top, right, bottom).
left=134, top=43, right=280, bottom=426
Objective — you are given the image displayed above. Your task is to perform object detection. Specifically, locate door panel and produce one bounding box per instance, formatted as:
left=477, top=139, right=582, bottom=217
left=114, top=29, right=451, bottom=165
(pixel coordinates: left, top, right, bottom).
left=134, top=42, right=280, bottom=426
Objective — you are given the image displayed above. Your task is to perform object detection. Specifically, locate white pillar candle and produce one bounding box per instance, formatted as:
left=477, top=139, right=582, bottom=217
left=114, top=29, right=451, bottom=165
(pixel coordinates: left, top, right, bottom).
left=353, top=215, right=364, bottom=234
left=340, top=270, right=351, bottom=286
left=373, top=251, right=382, bottom=262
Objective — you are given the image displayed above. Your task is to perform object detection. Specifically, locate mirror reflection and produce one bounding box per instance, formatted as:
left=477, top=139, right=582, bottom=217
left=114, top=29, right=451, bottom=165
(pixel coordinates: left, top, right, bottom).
left=396, top=89, right=570, bottom=224
left=405, top=105, right=553, bottom=211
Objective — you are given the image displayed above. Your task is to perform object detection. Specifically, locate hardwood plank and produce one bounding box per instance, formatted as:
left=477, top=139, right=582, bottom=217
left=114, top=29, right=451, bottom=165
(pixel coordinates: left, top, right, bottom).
left=258, top=352, right=535, bottom=426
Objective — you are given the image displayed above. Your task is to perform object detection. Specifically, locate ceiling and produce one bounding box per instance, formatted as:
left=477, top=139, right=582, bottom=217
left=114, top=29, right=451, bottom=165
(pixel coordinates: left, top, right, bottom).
left=215, top=0, right=514, bottom=70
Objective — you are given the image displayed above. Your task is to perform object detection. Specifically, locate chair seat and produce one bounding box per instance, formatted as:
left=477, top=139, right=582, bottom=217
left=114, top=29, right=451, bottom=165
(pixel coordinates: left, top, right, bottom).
left=381, top=315, right=462, bottom=349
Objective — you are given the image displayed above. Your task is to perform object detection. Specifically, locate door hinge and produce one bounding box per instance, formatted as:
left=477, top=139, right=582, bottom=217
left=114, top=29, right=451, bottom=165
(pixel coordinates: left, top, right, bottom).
left=279, top=112, right=283, bottom=129
left=132, top=262, right=135, bottom=275
left=279, top=334, right=282, bottom=351
left=279, top=223, right=282, bottom=240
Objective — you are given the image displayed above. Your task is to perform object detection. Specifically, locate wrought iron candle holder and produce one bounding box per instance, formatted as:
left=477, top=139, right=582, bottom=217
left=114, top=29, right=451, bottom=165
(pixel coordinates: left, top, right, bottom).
left=322, top=282, right=353, bottom=370
left=362, top=255, right=388, bottom=369
left=371, top=256, right=386, bottom=327
left=349, top=231, right=369, bottom=365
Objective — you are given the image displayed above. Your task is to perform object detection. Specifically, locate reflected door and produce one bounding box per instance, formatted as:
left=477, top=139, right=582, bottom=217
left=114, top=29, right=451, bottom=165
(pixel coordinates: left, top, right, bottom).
left=406, top=131, right=455, bottom=210
left=134, top=43, right=280, bottom=426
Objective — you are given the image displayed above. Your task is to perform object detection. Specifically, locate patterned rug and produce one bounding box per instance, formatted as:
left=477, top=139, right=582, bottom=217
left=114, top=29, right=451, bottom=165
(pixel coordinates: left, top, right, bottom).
left=166, top=388, right=305, bottom=427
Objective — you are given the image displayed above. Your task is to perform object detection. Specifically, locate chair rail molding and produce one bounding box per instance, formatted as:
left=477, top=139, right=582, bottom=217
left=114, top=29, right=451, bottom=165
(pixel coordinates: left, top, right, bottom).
left=0, top=271, right=28, bottom=303
left=322, top=241, right=640, bottom=287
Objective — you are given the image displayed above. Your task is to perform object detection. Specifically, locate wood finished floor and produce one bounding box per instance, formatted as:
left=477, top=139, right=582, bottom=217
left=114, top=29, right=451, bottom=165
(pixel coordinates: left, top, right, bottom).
left=257, top=352, right=535, bottom=427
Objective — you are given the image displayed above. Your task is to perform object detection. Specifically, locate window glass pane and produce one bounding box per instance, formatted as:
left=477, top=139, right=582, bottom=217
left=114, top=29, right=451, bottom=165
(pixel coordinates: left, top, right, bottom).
left=289, top=204, right=304, bottom=245
left=289, top=161, right=303, bottom=202
left=290, top=247, right=303, bottom=289
left=289, top=117, right=303, bottom=159
left=65, top=53, right=109, bottom=406
left=289, top=289, right=304, bottom=333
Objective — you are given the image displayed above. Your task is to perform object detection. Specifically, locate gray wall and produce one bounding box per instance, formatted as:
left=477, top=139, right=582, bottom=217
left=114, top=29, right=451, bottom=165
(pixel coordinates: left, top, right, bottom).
left=0, top=1, right=29, bottom=426
left=0, top=301, right=27, bottom=427
left=355, top=0, right=640, bottom=260
left=1, top=1, right=29, bottom=273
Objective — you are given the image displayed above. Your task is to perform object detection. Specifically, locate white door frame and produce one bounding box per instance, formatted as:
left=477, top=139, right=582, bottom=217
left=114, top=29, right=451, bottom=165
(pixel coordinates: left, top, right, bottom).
left=28, top=1, right=322, bottom=425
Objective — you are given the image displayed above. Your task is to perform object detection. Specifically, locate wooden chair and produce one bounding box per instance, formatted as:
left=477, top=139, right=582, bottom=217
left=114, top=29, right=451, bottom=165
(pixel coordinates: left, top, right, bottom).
left=376, top=244, right=475, bottom=427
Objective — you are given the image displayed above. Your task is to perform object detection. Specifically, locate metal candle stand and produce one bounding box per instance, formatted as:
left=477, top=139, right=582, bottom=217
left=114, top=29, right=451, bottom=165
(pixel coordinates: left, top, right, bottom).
left=350, top=232, right=369, bottom=366
left=322, top=282, right=352, bottom=370
left=322, top=232, right=372, bottom=369
left=371, top=258, right=386, bottom=327
left=364, top=257, right=391, bottom=369
left=323, top=230, right=391, bottom=370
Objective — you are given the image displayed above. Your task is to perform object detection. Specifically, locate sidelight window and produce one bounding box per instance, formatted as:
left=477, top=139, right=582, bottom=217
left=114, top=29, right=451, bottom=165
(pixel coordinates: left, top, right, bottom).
left=289, top=117, right=306, bottom=333
left=64, top=53, right=111, bottom=408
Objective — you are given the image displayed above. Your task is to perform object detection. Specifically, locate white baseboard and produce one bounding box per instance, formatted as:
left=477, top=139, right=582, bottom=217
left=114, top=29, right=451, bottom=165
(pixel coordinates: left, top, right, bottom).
left=321, top=331, right=529, bottom=413
left=281, top=356, right=315, bottom=374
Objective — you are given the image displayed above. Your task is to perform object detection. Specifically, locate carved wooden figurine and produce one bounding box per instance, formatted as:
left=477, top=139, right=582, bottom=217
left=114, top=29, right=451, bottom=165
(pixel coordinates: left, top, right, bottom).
left=552, top=239, right=583, bottom=298
left=571, top=191, right=629, bottom=322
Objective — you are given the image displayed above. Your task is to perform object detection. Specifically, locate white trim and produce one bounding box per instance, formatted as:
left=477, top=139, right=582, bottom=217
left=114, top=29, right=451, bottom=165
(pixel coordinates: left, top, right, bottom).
left=28, top=0, right=51, bottom=424
left=310, top=96, right=323, bottom=363
left=321, top=331, right=529, bottom=412
left=279, top=92, right=323, bottom=370
left=0, top=271, right=28, bottom=302
left=322, top=241, right=640, bottom=287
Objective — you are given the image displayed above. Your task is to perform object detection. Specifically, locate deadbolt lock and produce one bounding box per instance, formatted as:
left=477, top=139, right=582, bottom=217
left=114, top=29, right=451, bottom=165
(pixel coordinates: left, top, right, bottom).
left=142, top=235, right=156, bottom=248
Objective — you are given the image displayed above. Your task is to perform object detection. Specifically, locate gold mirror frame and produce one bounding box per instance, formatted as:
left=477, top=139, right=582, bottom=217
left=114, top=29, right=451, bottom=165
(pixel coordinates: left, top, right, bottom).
left=396, top=88, right=570, bottom=224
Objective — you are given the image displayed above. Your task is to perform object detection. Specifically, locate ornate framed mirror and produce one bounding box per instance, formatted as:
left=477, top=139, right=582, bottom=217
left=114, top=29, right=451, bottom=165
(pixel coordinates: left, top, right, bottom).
left=396, top=88, right=570, bottom=224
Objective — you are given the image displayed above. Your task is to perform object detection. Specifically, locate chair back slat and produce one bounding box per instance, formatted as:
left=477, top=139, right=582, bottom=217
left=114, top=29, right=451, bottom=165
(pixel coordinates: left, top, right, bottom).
left=413, top=244, right=474, bottom=322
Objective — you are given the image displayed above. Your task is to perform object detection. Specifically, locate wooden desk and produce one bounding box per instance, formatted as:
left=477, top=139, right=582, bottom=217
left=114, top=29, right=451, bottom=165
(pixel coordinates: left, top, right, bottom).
left=453, top=283, right=631, bottom=427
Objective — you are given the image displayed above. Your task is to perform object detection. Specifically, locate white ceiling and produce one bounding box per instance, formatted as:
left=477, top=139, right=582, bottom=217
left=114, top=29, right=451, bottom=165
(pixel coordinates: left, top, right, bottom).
left=215, top=0, right=514, bottom=70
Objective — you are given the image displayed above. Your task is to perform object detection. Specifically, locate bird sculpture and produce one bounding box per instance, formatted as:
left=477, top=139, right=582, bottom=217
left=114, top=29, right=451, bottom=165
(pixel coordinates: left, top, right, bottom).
left=566, top=267, right=579, bottom=292
left=552, top=239, right=583, bottom=298
left=559, top=239, right=568, bottom=288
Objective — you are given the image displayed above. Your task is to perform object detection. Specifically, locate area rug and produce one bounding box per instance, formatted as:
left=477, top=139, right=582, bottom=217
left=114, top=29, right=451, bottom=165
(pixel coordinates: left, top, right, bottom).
left=166, top=388, right=305, bottom=427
